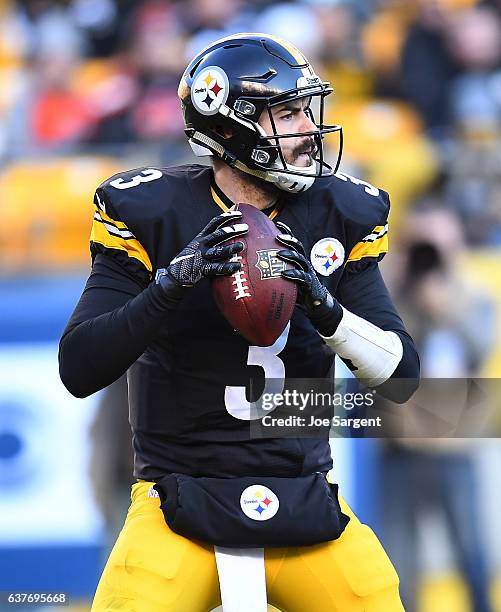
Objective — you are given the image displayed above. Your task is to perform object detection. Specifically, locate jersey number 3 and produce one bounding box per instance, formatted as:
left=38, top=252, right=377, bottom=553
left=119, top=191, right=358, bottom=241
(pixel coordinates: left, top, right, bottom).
left=109, top=169, right=163, bottom=190
left=224, top=323, right=290, bottom=421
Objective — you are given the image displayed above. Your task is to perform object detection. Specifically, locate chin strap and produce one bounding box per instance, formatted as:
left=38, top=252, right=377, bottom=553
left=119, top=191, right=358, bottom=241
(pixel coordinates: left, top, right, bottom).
left=189, top=131, right=315, bottom=194
left=190, top=131, right=268, bottom=179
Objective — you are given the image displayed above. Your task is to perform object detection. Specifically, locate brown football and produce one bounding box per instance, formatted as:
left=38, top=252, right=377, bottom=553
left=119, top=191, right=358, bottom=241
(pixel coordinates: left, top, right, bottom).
left=212, top=203, right=297, bottom=346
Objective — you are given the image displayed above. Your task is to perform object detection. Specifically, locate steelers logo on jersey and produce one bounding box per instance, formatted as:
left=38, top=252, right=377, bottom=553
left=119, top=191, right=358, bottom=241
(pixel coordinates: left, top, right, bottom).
left=310, top=237, right=345, bottom=276
left=191, top=66, right=229, bottom=116
left=240, top=485, right=279, bottom=521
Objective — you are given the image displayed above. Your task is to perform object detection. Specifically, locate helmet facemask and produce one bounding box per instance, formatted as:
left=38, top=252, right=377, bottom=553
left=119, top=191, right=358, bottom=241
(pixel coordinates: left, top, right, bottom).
left=247, top=82, right=343, bottom=192
left=189, top=81, right=342, bottom=194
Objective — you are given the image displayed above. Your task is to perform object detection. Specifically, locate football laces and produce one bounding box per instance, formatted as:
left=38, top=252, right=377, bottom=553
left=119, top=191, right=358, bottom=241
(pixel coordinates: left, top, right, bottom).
left=230, top=254, right=251, bottom=300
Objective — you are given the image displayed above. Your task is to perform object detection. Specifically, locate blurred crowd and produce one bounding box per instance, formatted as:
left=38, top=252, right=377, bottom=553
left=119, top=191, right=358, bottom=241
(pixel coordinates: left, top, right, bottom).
left=0, top=0, right=500, bottom=246
left=2, top=0, right=501, bottom=265
left=1, top=0, right=501, bottom=611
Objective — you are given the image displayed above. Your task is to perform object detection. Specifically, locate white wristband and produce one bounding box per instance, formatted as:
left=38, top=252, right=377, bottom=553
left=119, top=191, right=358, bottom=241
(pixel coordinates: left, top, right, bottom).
left=322, top=307, right=403, bottom=387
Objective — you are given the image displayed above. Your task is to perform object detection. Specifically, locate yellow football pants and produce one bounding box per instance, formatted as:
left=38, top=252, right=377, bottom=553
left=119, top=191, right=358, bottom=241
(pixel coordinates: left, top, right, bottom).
left=92, top=481, right=403, bottom=611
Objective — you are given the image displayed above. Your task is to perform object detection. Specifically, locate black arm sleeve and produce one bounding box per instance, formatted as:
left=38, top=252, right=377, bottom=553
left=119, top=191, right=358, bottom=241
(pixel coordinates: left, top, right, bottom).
left=59, top=253, right=183, bottom=398
left=336, top=261, right=420, bottom=403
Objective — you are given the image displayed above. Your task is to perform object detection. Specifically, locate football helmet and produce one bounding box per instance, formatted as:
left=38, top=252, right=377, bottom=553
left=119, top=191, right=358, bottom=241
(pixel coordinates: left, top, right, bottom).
left=178, top=33, right=343, bottom=193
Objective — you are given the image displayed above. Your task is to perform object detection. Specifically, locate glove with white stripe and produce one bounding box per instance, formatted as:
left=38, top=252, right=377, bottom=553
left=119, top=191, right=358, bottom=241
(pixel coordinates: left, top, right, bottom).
left=275, top=222, right=343, bottom=337
left=156, top=211, right=248, bottom=296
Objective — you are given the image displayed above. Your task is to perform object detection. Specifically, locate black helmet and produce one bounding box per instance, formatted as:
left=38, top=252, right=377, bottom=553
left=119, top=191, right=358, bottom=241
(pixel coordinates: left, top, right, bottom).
left=178, top=33, right=343, bottom=193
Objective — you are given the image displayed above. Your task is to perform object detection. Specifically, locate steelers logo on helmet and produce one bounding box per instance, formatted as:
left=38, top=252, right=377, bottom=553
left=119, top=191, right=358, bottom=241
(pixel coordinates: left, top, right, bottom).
left=191, top=66, right=229, bottom=116
left=240, top=484, right=279, bottom=521
left=310, top=237, right=345, bottom=276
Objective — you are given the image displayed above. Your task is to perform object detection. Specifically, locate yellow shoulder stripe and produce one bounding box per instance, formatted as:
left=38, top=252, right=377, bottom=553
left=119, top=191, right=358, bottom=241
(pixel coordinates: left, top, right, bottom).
left=347, top=224, right=389, bottom=263
left=347, top=235, right=388, bottom=262
left=94, top=206, right=129, bottom=229
left=90, top=209, right=152, bottom=272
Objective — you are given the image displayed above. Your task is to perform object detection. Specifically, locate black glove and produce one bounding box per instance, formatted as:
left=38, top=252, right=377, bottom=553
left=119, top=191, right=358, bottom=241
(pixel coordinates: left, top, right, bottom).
left=155, top=210, right=248, bottom=298
left=275, top=221, right=343, bottom=337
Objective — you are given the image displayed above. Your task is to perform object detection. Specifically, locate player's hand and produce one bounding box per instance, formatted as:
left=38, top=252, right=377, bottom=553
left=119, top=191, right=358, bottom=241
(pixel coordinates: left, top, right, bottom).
left=164, top=211, right=248, bottom=287
left=275, top=221, right=343, bottom=337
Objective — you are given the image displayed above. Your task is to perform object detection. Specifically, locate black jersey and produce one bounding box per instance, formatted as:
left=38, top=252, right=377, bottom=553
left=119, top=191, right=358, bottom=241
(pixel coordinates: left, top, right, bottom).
left=63, top=164, right=414, bottom=480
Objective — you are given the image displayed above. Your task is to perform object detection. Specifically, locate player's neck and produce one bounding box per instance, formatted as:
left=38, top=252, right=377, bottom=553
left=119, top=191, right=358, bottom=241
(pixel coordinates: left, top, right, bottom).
left=212, top=160, right=278, bottom=210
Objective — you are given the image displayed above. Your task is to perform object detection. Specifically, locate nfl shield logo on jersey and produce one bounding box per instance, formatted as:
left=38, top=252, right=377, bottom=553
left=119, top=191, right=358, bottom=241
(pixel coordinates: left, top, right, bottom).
left=310, top=238, right=345, bottom=276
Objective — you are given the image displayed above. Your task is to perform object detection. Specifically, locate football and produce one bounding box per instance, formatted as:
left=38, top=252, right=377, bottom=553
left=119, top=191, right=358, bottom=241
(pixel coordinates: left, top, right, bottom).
left=212, top=203, right=297, bottom=346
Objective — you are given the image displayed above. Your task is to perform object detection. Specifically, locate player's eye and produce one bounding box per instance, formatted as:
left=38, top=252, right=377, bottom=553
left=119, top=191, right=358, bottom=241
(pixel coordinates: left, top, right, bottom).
left=279, top=111, right=294, bottom=121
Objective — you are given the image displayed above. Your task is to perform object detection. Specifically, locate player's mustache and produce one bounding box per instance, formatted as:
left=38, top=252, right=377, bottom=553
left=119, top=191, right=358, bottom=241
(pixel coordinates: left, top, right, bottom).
left=292, top=138, right=317, bottom=159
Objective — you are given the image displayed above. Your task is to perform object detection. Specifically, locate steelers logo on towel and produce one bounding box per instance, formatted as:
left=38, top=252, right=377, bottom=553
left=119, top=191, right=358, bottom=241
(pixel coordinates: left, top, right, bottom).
left=310, top=238, right=345, bottom=276
left=191, top=66, right=229, bottom=116
left=240, top=485, right=279, bottom=521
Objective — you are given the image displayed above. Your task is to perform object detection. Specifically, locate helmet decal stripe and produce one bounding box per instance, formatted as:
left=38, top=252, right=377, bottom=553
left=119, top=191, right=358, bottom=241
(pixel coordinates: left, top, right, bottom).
left=260, top=33, right=308, bottom=66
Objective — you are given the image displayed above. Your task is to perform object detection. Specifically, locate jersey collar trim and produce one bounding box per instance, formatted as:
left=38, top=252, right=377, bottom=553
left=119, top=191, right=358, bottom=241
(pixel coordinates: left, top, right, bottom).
left=210, top=180, right=233, bottom=213
left=210, top=179, right=282, bottom=220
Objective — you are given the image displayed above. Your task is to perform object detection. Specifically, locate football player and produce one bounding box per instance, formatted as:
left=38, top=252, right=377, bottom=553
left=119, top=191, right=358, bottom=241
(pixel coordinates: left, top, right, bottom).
left=59, top=34, right=419, bottom=611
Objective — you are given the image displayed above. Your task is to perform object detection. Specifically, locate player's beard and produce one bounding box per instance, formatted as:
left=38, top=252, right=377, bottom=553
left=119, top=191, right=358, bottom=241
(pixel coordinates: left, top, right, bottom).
left=236, top=137, right=317, bottom=200
left=212, top=134, right=317, bottom=204
left=212, top=157, right=280, bottom=207
left=239, top=165, right=281, bottom=201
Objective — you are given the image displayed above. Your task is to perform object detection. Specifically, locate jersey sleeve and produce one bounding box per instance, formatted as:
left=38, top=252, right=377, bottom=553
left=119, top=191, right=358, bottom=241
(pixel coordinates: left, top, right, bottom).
left=332, top=181, right=420, bottom=393
left=89, top=174, right=155, bottom=288
left=344, top=188, right=390, bottom=272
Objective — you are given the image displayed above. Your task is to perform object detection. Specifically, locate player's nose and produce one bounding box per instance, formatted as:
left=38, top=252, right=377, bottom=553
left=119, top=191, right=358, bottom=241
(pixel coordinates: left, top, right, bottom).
left=299, top=111, right=317, bottom=134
